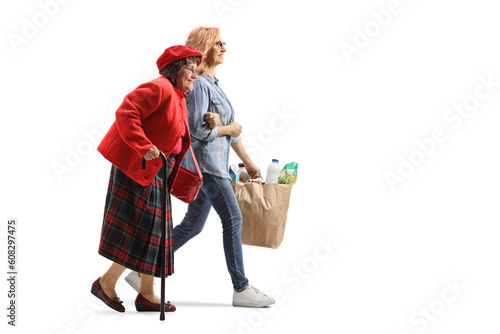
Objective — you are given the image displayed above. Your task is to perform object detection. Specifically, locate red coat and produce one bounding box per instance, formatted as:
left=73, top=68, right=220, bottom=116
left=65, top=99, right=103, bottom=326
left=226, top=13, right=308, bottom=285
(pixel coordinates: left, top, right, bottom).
left=98, top=76, right=191, bottom=186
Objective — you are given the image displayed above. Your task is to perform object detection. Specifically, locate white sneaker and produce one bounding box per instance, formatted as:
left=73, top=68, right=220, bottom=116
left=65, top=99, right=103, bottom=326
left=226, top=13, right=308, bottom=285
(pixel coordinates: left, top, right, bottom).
left=124, top=271, right=150, bottom=293
left=232, top=285, right=275, bottom=307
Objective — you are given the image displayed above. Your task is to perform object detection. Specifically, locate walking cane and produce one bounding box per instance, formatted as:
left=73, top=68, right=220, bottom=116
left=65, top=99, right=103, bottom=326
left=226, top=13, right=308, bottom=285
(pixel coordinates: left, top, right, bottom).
left=142, top=153, right=168, bottom=321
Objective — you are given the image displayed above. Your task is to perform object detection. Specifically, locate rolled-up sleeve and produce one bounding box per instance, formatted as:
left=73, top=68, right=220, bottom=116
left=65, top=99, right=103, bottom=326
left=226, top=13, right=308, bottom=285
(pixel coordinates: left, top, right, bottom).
left=186, top=80, right=218, bottom=142
left=231, top=136, right=242, bottom=145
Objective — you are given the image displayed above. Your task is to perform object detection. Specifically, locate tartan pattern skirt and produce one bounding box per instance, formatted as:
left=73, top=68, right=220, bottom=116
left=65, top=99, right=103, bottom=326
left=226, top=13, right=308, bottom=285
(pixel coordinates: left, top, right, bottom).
left=98, top=154, right=176, bottom=277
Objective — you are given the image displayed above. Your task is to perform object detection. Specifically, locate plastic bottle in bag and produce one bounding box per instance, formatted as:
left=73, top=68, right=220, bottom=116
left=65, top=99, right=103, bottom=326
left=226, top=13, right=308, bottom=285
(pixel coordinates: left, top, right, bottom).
left=265, top=159, right=280, bottom=184
left=238, top=163, right=249, bottom=182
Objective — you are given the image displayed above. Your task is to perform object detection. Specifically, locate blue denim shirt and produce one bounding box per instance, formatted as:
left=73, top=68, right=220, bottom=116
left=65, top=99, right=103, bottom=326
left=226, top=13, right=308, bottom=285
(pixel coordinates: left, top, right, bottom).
left=181, top=74, right=241, bottom=179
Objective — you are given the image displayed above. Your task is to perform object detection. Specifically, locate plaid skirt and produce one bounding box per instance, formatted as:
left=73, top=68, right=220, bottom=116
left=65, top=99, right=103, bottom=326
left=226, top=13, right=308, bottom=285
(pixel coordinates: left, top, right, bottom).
left=98, top=154, right=176, bottom=277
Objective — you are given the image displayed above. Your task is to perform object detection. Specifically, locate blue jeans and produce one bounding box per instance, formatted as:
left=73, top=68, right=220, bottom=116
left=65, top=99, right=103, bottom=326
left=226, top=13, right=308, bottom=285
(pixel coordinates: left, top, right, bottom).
left=172, top=172, right=249, bottom=291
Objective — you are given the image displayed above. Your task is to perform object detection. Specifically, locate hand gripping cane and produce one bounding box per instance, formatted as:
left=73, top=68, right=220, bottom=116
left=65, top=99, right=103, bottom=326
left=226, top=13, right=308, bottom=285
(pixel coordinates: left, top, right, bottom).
left=142, top=154, right=168, bottom=321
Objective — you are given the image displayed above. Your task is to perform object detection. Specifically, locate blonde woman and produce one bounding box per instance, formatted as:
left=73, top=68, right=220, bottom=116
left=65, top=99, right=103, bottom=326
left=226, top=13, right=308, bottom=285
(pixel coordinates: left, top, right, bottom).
left=126, top=27, right=275, bottom=308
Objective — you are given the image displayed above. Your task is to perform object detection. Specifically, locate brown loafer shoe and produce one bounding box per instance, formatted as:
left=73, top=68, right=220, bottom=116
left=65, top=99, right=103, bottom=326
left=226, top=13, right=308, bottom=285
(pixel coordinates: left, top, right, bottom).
left=135, top=293, right=176, bottom=312
left=91, top=277, right=125, bottom=313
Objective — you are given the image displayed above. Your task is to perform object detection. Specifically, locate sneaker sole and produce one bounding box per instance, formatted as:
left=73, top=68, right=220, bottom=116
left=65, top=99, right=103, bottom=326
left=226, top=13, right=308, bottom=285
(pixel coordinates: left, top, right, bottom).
left=232, top=301, right=275, bottom=308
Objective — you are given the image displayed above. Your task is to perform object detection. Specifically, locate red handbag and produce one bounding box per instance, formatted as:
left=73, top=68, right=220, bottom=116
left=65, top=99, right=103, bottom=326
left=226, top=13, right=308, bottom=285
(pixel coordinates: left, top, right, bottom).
left=170, top=146, right=203, bottom=203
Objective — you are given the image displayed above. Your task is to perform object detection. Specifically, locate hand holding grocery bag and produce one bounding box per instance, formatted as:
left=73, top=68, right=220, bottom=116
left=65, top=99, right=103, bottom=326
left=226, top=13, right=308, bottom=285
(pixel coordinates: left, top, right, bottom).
left=231, top=161, right=298, bottom=249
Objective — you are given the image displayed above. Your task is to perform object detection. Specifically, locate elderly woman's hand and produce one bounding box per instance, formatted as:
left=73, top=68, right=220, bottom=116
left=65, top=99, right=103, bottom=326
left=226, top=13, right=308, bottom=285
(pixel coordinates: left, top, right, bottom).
left=204, top=112, right=220, bottom=129
left=144, top=146, right=160, bottom=160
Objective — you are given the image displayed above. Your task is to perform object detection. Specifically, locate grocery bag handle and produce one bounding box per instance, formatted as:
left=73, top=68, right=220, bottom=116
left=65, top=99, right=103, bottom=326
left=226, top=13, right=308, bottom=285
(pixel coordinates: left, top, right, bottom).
left=245, top=177, right=264, bottom=184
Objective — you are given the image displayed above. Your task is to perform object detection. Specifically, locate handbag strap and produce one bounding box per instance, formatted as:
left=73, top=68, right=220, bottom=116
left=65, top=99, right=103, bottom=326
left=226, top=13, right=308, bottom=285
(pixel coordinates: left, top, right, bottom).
left=189, top=146, right=203, bottom=178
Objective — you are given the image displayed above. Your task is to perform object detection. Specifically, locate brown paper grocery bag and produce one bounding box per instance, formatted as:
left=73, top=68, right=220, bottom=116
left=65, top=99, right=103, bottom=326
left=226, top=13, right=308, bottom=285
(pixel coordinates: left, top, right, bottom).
left=231, top=181, right=293, bottom=249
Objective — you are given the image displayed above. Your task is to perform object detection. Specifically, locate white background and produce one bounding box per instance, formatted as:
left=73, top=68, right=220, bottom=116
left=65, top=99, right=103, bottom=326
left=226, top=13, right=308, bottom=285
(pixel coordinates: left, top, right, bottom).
left=1, top=0, right=500, bottom=333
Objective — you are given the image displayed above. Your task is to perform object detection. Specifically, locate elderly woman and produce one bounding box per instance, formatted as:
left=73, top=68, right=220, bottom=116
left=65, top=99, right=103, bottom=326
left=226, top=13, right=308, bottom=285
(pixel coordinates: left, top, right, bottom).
left=125, top=27, right=275, bottom=308
left=91, top=45, right=202, bottom=313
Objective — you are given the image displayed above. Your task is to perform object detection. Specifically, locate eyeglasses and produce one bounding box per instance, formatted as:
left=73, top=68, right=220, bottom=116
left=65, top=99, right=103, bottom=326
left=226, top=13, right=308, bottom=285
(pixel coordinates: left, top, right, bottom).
left=214, top=41, right=226, bottom=49
left=181, top=67, right=198, bottom=76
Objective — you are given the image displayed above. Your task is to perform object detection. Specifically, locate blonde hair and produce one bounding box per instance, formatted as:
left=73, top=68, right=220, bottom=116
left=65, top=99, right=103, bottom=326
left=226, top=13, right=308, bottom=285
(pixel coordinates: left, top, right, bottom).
left=185, top=26, right=221, bottom=75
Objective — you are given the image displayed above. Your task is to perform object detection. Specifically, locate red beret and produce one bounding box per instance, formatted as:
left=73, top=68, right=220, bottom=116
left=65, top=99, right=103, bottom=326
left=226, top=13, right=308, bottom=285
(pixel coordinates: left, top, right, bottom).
left=156, top=45, right=203, bottom=71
